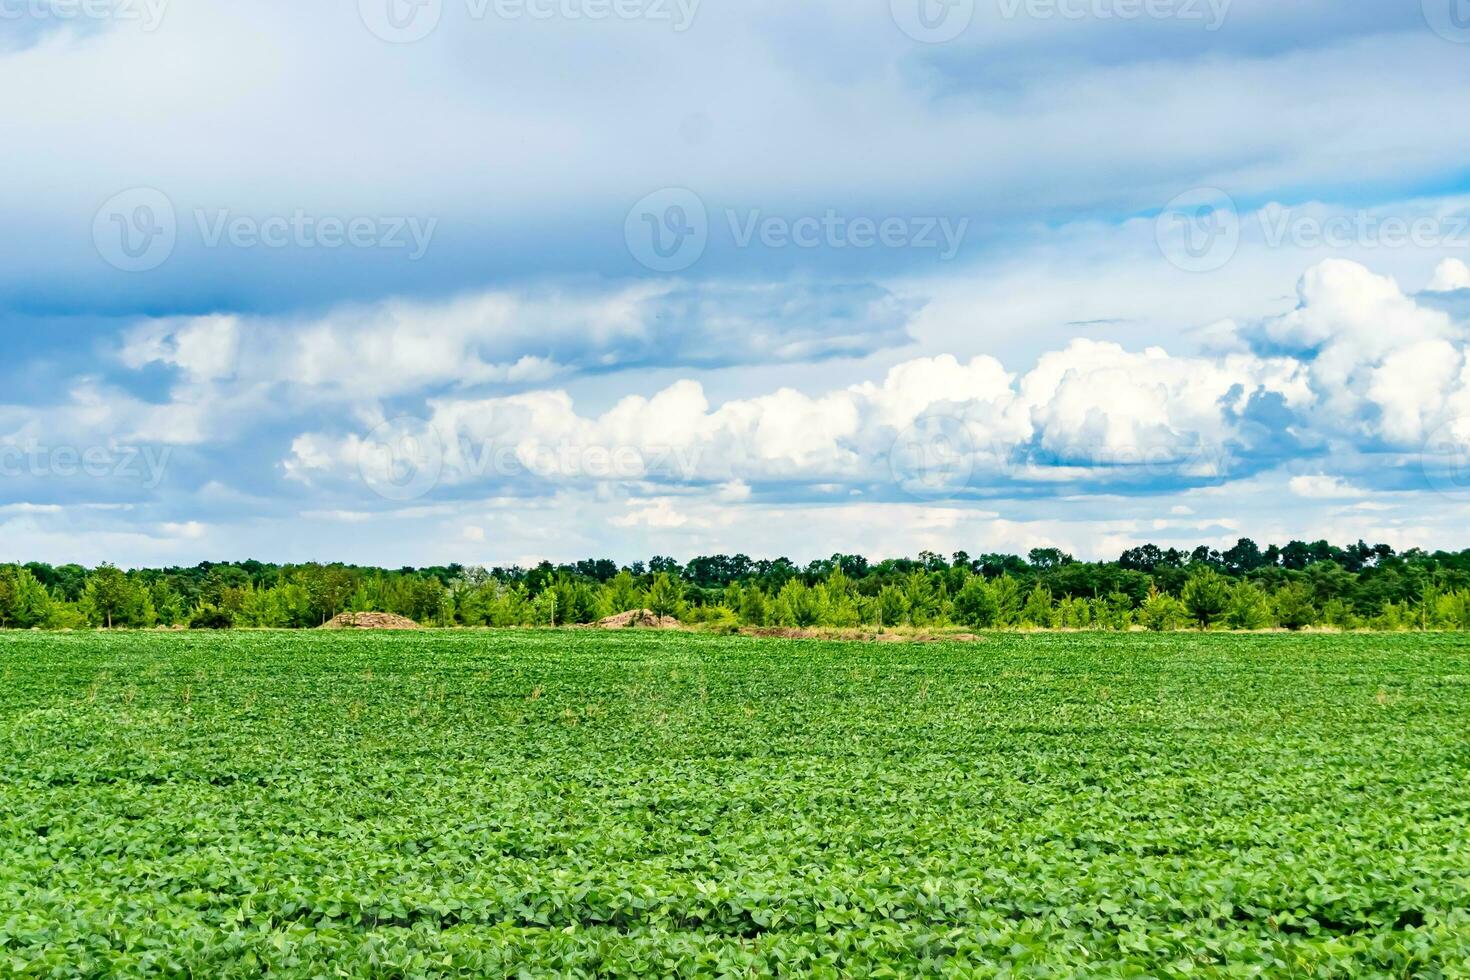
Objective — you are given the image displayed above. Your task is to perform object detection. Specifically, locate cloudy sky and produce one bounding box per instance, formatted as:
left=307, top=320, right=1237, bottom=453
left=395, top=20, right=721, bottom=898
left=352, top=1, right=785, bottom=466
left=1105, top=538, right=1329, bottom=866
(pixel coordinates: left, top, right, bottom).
left=3, top=0, right=1470, bottom=567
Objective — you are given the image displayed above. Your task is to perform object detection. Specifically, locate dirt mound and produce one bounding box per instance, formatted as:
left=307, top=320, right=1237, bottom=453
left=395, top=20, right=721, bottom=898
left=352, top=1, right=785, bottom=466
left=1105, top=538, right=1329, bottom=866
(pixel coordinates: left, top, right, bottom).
left=596, top=609, right=681, bottom=629
left=320, top=612, right=422, bottom=630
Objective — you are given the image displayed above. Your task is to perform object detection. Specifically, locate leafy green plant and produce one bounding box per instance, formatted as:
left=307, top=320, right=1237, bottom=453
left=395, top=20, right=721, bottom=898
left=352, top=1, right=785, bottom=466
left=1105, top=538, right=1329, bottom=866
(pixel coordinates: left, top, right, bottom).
left=1139, top=585, right=1187, bottom=631
left=2, top=630, right=1468, bottom=975
left=1273, top=581, right=1318, bottom=630
left=1181, top=567, right=1231, bottom=629
left=2, top=631, right=1470, bottom=975
left=951, top=575, right=999, bottom=628
left=187, top=603, right=235, bottom=630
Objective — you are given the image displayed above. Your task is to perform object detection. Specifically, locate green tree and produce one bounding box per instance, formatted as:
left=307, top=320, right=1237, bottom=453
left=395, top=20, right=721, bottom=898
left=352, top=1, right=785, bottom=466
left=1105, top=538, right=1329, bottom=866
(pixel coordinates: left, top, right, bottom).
left=0, top=568, right=16, bottom=628
left=188, top=603, right=235, bottom=629
left=1224, top=581, right=1271, bottom=630
left=298, top=564, right=356, bottom=625
left=738, top=585, right=769, bottom=626
left=1021, top=584, right=1054, bottom=628
left=645, top=573, right=684, bottom=625
left=900, top=571, right=942, bottom=626
left=776, top=579, right=825, bottom=627
left=951, top=575, right=999, bottom=628
left=1273, top=582, right=1318, bottom=631
left=1094, top=592, right=1133, bottom=631
left=604, top=571, right=643, bottom=615
left=0, top=566, right=53, bottom=629
left=820, top=569, right=861, bottom=627
left=992, top=575, right=1022, bottom=627
left=85, top=564, right=135, bottom=629
left=1139, top=585, right=1187, bottom=632
left=149, top=579, right=187, bottom=626
left=549, top=576, right=599, bottom=626
left=1057, top=595, right=1091, bottom=629
left=875, top=585, right=909, bottom=629
left=237, top=586, right=287, bottom=628
left=1181, top=568, right=1231, bottom=629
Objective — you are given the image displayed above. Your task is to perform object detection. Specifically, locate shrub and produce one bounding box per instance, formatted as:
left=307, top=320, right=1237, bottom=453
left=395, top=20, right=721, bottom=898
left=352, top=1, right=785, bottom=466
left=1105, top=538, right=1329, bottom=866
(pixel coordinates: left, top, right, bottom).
left=189, top=604, right=236, bottom=630
left=1273, top=583, right=1318, bottom=631
left=1139, top=586, right=1187, bottom=632
left=952, top=576, right=999, bottom=628
left=1224, top=581, right=1272, bottom=630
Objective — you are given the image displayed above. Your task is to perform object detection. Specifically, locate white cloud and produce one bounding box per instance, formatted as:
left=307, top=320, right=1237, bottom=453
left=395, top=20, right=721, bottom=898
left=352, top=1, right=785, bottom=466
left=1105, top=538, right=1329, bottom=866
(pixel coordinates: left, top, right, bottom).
left=281, top=296, right=1321, bottom=496
left=1427, top=258, right=1470, bottom=293
left=1288, top=475, right=1366, bottom=500
left=609, top=498, right=696, bottom=530
left=111, top=281, right=913, bottom=424
left=273, top=259, right=1470, bottom=505
left=1250, top=260, right=1469, bottom=445
left=121, top=314, right=240, bottom=383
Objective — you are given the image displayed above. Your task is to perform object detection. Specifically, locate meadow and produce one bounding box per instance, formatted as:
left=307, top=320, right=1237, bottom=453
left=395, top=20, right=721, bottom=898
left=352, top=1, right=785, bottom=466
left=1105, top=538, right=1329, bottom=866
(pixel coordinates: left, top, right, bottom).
left=2, top=630, right=1469, bottom=976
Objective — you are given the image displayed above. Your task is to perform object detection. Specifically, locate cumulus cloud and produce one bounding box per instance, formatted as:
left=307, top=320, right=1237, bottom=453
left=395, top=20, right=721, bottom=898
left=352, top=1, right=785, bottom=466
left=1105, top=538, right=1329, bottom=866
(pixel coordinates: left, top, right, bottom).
left=7, top=245, right=1470, bottom=567
left=120, top=314, right=240, bottom=383
left=265, top=258, right=1470, bottom=517
left=119, top=280, right=916, bottom=408
left=1288, top=475, right=1366, bottom=500
left=283, top=323, right=1318, bottom=499
left=1427, top=259, right=1470, bottom=293
left=1243, top=260, right=1470, bottom=447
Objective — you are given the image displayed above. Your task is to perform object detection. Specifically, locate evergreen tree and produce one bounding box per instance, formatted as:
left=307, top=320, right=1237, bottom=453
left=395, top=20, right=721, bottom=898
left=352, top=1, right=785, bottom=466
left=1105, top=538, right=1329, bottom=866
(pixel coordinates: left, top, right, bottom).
left=1181, top=568, right=1231, bottom=629
left=1021, top=584, right=1055, bottom=628
left=645, top=573, right=684, bottom=625
left=1224, top=581, right=1271, bottom=630
left=1139, top=585, right=1187, bottom=632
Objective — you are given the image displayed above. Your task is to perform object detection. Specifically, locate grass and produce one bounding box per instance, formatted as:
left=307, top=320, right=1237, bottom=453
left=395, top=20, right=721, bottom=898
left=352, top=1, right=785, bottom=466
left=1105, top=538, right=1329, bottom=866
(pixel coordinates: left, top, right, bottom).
left=2, top=630, right=1469, bottom=976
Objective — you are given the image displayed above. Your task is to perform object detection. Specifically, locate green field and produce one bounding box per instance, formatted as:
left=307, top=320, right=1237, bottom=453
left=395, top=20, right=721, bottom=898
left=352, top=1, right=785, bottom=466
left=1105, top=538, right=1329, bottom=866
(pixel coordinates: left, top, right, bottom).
left=3, top=631, right=1469, bottom=976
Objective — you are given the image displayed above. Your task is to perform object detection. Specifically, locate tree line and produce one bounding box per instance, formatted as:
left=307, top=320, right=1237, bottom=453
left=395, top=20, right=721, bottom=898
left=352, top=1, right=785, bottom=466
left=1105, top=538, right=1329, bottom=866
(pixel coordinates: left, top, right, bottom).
left=3, top=538, right=1470, bottom=631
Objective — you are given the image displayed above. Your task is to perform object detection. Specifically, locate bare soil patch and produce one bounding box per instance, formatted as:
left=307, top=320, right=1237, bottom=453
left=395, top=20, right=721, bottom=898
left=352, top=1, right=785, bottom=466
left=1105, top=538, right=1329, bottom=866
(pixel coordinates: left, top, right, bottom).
left=320, top=612, right=422, bottom=630
left=596, top=609, right=682, bottom=629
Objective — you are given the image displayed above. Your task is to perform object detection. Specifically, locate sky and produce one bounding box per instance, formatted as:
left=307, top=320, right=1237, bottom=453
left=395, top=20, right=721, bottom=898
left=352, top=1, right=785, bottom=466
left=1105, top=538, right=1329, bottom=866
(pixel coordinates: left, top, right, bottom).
left=3, top=0, right=1470, bottom=568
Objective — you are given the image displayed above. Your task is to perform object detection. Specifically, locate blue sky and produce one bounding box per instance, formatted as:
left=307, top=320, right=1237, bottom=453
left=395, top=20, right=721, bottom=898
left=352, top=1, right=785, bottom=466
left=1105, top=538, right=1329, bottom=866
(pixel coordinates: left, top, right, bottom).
left=3, top=0, right=1470, bottom=567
